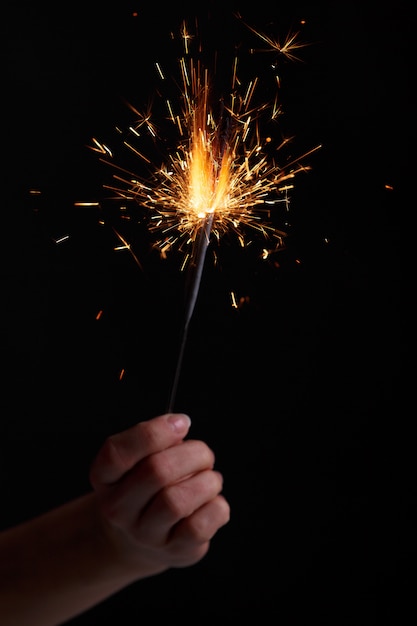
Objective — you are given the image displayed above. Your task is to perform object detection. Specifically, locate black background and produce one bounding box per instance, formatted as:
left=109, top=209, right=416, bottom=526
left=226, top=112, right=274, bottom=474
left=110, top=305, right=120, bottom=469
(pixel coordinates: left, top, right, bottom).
left=1, top=1, right=410, bottom=624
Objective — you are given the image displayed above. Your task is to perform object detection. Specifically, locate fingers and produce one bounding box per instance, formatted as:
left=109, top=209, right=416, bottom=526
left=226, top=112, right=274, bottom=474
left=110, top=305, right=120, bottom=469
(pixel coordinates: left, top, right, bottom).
left=89, top=413, right=191, bottom=488
left=96, top=439, right=215, bottom=528
left=167, top=495, right=231, bottom=567
left=134, top=469, right=224, bottom=544
left=88, top=412, right=231, bottom=574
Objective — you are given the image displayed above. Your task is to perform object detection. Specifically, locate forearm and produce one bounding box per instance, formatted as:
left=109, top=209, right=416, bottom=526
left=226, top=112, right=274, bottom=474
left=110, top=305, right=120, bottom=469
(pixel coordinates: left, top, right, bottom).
left=0, top=493, right=146, bottom=626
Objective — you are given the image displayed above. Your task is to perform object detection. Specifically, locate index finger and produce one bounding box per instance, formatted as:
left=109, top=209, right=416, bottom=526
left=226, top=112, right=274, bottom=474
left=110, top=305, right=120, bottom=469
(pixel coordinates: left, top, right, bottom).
left=89, top=413, right=191, bottom=488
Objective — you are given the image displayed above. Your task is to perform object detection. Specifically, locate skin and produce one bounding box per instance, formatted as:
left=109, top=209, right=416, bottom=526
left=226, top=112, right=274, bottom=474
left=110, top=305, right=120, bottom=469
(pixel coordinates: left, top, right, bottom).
left=0, top=413, right=230, bottom=626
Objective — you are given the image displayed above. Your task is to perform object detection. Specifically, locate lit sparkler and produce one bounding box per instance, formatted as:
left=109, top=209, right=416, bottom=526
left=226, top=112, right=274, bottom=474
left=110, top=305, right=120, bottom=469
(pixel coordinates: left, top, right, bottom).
left=90, top=16, right=320, bottom=410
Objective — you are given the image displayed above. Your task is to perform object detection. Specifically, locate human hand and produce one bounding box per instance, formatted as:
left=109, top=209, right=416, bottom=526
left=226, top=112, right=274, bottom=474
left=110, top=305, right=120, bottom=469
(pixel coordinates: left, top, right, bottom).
left=89, top=413, right=230, bottom=579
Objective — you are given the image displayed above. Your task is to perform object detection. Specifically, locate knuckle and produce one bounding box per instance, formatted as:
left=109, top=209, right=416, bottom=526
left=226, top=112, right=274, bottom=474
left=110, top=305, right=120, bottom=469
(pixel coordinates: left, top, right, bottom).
left=144, top=452, right=175, bottom=487
left=211, top=470, right=224, bottom=493
left=88, top=439, right=117, bottom=487
left=217, top=495, right=231, bottom=524
left=187, top=439, right=215, bottom=467
left=198, top=469, right=223, bottom=498
left=193, top=496, right=231, bottom=539
left=189, top=513, right=212, bottom=541
left=102, top=436, right=131, bottom=474
left=160, top=486, right=189, bottom=519
left=135, top=420, right=160, bottom=449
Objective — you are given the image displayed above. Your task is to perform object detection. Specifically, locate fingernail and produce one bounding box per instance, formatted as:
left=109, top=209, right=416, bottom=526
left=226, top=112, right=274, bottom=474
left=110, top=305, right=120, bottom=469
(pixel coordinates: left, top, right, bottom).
left=167, top=413, right=191, bottom=433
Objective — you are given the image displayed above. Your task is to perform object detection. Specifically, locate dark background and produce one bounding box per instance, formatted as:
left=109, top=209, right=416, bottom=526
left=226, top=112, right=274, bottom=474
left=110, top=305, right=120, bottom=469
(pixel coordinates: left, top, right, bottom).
left=1, top=1, right=410, bottom=624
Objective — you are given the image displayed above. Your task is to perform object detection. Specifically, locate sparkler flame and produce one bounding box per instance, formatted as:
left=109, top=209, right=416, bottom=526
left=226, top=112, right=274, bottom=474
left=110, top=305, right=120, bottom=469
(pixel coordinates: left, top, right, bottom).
left=92, top=19, right=319, bottom=261
left=90, top=16, right=320, bottom=408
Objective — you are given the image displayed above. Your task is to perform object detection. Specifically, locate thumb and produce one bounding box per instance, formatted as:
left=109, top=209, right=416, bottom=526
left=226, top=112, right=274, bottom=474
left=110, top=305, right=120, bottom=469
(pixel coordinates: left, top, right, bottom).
left=89, top=413, right=191, bottom=488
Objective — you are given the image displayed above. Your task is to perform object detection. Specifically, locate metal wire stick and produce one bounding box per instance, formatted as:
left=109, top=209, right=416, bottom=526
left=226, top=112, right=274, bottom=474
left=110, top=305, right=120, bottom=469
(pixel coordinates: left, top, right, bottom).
left=166, top=212, right=214, bottom=412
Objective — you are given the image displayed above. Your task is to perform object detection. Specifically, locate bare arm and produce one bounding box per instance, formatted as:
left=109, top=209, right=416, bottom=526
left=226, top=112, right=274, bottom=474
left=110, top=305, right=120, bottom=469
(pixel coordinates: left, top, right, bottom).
left=0, top=413, right=230, bottom=626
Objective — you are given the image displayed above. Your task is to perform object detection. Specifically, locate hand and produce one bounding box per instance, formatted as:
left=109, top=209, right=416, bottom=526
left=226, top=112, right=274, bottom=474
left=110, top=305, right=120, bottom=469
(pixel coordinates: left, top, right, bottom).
left=89, top=413, right=230, bottom=578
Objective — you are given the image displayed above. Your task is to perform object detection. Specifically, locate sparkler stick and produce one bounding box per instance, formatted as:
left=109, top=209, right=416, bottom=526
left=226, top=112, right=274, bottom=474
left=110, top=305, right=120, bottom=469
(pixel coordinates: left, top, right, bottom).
left=167, top=211, right=214, bottom=411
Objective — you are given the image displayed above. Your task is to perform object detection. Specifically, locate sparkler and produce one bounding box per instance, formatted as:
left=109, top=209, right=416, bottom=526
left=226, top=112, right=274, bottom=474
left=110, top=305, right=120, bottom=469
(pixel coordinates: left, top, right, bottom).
left=90, top=15, right=320, bottom=410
